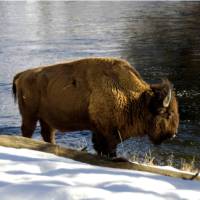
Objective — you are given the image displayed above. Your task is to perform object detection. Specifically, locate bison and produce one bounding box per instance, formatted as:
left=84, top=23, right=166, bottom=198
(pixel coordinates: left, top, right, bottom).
left=13, top=57, right=179, bottom=157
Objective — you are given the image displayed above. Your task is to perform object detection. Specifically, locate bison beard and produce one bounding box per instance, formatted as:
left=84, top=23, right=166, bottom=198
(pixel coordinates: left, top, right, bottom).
left=12, top=57, right=179, bottom=157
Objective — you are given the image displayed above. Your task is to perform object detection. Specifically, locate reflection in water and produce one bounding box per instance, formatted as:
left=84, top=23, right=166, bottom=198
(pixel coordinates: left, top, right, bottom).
left=0, top=2, right=199, bottom=168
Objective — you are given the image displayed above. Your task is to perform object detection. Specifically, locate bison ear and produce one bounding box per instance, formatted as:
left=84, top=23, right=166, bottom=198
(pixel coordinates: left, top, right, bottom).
left=150, top=79, right=173, bottom=110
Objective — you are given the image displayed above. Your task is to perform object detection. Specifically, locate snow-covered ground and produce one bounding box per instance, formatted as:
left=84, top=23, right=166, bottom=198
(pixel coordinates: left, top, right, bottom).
left=0, top=146, right=199, bottom=200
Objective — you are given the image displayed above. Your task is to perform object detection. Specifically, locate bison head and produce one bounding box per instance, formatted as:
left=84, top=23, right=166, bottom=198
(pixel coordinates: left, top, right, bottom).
left=145, top=79, right=179, bottom=145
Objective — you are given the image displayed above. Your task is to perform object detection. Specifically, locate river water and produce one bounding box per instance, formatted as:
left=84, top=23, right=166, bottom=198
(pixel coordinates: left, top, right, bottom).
left=0, top=2, right=200, bottom=168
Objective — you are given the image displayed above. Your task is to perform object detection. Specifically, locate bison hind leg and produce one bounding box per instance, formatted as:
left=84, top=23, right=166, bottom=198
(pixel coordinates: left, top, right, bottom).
left=39, top=119, right=56, bottom=144
left=92, top=132, right=116, bottom=158
left=21, top=117, right=37, bottom=138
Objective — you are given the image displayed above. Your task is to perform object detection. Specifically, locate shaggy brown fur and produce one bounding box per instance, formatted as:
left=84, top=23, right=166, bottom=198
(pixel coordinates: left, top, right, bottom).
left=13, top=57, right=179, bottom=156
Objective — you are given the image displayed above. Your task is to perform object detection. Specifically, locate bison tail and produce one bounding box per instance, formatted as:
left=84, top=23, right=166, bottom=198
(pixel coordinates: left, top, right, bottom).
left=12, top=72, right=22, bottom=103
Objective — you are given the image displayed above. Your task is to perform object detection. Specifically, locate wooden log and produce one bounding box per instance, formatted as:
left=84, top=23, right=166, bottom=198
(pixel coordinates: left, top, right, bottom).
left=0, top=134, right=199, bottom=181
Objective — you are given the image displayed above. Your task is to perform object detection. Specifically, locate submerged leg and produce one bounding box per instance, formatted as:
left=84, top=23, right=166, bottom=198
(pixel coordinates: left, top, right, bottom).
left=39, top=119, right=56, bottom=144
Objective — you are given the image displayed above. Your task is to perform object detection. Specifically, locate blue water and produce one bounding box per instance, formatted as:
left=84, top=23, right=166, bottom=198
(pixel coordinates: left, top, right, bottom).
left=0, top=2, right=200, bottom=167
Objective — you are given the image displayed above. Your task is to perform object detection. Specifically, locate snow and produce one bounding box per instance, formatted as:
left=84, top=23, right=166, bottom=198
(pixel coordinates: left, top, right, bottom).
left=0, top=146, right=199, bottom=200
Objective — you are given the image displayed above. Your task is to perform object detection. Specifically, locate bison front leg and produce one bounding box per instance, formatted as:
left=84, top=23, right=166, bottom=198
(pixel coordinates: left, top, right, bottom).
left=92, top=132, right=117, bottom=158
left=39, top=119, right=56, bottom=144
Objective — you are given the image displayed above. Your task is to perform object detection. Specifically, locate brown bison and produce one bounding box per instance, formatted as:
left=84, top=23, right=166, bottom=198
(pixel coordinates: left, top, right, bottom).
left=13, top=57, right=179, bottom=157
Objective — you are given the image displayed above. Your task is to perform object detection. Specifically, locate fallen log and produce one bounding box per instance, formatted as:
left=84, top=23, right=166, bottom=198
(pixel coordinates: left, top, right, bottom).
left=0, top=134, right=199, bottom=181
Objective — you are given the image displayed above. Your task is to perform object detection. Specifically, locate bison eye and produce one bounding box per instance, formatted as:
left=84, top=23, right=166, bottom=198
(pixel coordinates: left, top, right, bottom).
left=158, top=108, right=166, bottom=114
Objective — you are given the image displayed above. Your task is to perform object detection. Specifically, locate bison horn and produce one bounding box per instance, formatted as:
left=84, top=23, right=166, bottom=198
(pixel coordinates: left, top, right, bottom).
left=163, top=88, right=172, bottom=107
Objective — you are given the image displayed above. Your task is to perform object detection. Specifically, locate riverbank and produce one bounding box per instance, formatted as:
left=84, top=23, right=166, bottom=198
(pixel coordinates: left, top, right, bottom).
left=0, top=135, right=199, bottom=181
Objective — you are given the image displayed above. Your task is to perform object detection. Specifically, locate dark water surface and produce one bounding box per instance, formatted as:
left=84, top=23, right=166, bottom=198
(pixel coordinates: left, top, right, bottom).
left=0, top=2, right=200, bottom=168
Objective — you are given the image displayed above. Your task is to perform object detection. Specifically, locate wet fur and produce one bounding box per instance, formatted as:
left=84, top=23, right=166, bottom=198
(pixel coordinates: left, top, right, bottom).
left=13, top=57, right=179, bottom=156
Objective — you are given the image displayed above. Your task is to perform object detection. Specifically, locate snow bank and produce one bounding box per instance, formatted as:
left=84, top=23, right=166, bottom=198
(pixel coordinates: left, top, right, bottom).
left=0, top=146, right=199, bottom=200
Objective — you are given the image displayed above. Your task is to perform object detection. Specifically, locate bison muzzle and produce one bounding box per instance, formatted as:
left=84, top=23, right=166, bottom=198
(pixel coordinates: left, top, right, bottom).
left=13, top=57, right=179, bottom=157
